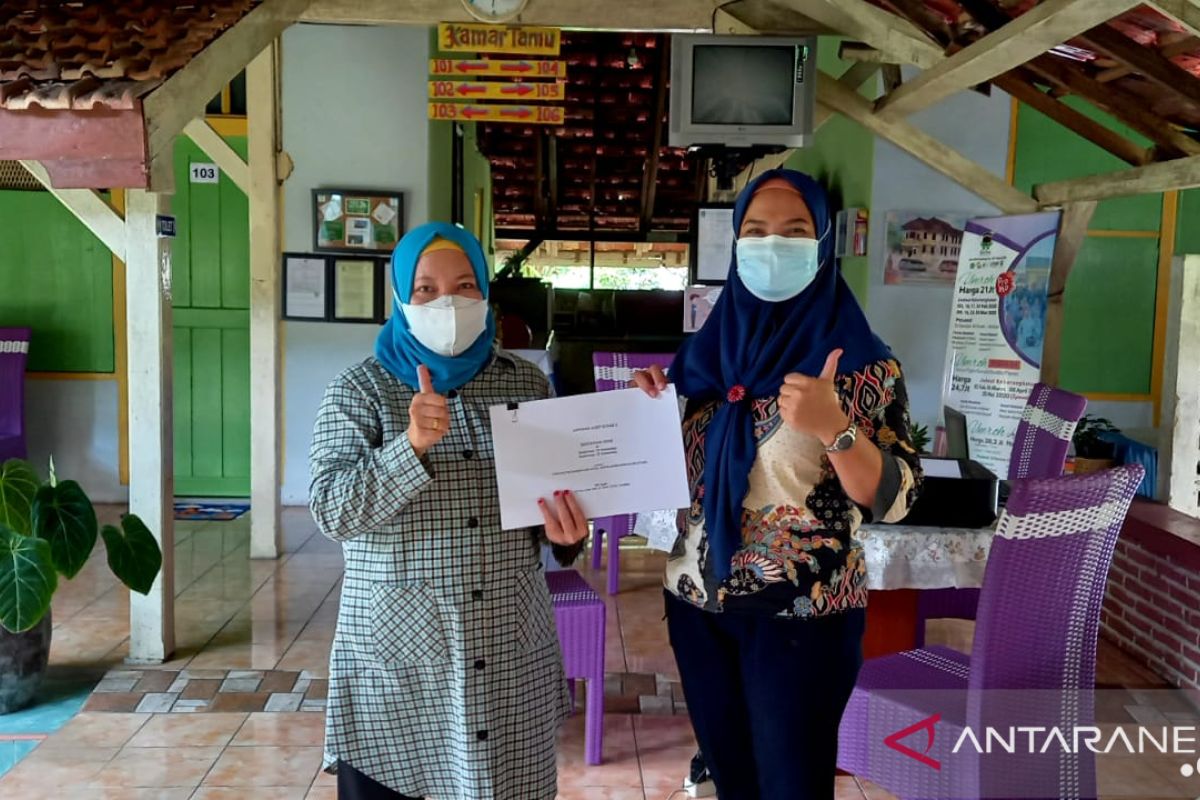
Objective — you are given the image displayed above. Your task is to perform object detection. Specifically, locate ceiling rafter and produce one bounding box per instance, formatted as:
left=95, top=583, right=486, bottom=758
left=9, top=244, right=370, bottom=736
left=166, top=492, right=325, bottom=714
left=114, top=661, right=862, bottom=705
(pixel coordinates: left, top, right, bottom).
left=1096, top=35, right=1200, bottom=82
left=772, top=0, right=944, bottom=68
left=1076, top=24, right=1200, bottom=109
left=874, top=0, right=1140, bottom=119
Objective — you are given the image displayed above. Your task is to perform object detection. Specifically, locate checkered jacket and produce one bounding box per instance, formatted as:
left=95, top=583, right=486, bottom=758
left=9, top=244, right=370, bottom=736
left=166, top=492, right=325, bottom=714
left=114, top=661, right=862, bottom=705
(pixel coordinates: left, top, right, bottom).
left=309, top=352, right=570, bottom=800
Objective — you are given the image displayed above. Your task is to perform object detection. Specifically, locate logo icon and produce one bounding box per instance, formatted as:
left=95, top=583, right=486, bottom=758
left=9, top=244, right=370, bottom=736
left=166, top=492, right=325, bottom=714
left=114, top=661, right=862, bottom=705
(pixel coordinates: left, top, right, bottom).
left=884, top=713, right=942, bottom=771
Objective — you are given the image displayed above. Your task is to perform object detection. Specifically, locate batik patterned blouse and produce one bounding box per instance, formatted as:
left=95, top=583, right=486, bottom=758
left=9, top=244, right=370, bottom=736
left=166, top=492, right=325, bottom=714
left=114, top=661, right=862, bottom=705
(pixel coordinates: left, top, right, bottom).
left=664, top=358, right=924, bottom=619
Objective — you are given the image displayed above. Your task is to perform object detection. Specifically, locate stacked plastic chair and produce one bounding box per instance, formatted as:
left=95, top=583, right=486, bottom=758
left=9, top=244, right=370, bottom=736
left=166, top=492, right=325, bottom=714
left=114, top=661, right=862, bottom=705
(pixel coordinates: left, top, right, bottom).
left=840, top=465, right=1144, bottom=799
left=589, top=351, right=675, bottom=594
left=545, top=569, right=606, bottom=765
left=0, top=327, right=31, bottom=462
left=915, top=382, right=1088, bottom=646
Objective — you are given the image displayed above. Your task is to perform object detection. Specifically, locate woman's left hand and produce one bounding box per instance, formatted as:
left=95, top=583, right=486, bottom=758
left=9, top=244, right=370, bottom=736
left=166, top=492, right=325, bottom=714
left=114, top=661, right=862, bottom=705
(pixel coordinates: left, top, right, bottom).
left=779, top=349, right=851, bottom=446
left=539, top=490, right=589, bottom=545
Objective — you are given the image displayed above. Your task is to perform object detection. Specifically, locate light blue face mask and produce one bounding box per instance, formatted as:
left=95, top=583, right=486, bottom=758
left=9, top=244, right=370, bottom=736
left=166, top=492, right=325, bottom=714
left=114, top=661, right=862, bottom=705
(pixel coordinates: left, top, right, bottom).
left=735, top=235, right=821, bottom=302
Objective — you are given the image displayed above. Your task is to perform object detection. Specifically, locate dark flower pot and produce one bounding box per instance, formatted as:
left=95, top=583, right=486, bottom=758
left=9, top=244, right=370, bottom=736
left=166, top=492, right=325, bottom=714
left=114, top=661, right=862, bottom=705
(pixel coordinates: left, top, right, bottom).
left=0, top=610, right=52, bottom=714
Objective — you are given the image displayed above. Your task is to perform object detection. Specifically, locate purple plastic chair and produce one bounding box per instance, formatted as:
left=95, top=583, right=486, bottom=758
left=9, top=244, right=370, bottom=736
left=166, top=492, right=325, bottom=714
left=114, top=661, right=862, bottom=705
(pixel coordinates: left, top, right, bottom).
left=0, top=327, right=31, bottom=463
left=546, top=568, right=606, bottom=765
left=915, top=383, right=1088, bottom=647
left=590, top=351, right=675, bottom=595
left=840, top=465, right=1144, bottom=799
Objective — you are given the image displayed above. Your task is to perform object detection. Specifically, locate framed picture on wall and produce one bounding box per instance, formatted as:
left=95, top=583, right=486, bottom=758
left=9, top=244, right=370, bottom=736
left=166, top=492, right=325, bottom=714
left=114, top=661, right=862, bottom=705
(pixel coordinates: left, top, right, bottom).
left=691, top=204, right=735, bottom=284
left=282, top=254, right=329, bottom=320
left=313, top=188, right=404, bottom=255
left=282, top=253, right=389, bottom=323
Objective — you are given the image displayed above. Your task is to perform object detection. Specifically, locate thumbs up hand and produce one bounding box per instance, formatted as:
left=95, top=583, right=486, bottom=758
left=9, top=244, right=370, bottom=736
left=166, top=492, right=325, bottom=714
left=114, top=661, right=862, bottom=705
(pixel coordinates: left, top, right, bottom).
left=407, top=364, right=450, bottom=457
left=779, top=349, right=851, bottom=446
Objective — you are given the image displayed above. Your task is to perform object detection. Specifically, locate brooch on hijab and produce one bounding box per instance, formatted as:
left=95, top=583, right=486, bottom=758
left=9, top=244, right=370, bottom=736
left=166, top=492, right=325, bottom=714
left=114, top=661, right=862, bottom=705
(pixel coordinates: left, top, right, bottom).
left=726, top=385, right=747, bottom=404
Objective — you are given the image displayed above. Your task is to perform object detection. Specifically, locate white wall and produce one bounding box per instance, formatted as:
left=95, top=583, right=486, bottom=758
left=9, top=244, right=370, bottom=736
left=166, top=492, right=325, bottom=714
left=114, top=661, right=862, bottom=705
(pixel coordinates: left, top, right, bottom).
left=280, top=23, right=431, bottom=504
left=25, top=380, right=125, bottom=503
left=866, top=70, right=1012, bottom=432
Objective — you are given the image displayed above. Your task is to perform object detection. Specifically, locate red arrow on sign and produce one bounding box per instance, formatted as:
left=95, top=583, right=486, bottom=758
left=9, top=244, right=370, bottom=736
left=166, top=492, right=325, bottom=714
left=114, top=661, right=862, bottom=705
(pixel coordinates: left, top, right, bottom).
left=500, top=84, right=534, bottom=96
left=499, top=108, right=532, bottom=119
left=462, top=107, right=488, bottom=119
left=500, top=61, right=533, bottom=73
left=456, top=84, right=486, bottom=96
left=455, top=61, right=487, bottom=73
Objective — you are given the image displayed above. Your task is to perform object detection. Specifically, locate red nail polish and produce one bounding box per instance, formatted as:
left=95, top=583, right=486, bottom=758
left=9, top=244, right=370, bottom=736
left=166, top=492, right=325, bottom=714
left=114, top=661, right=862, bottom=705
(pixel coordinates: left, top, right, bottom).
left=554, top=491, right=561, bottom=497
left=538, top=499, right=545, bottom=505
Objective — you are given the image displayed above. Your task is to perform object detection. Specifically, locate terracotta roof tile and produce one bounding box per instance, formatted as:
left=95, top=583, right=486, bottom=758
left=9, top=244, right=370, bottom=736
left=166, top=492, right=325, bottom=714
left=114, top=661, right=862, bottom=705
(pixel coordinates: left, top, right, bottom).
left=0, top=1, right=259, bottom=111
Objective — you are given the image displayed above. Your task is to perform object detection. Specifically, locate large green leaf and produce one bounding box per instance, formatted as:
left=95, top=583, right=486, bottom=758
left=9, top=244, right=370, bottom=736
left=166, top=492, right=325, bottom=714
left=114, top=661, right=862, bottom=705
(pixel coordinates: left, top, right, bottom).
left=33, top=480, right=98, bottom=579
left=101, top=514, right=163, bottom=596
left=0, top=523, right=57, bottom=633
left=0, top=460, right=40, bottom=536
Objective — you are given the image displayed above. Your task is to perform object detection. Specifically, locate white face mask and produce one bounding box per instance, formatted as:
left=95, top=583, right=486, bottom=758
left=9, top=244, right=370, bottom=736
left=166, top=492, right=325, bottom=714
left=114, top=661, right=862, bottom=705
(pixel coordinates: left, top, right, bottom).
left=735, top=235, right=821, bottom=302
left=400, top=294, right=489, bottom=357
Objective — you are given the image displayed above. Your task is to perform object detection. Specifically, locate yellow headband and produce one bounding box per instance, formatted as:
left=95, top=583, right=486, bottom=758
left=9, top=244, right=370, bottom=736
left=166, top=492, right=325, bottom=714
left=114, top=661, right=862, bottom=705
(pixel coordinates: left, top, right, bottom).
left=422, top=237, right=465, bottom=256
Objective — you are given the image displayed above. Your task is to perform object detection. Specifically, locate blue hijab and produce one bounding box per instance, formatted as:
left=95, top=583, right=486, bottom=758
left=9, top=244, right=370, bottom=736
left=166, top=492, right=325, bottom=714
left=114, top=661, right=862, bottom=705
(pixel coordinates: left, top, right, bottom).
left=671, top=169, right=892, bottom=581
left=375, top=222, right=496, bottom=393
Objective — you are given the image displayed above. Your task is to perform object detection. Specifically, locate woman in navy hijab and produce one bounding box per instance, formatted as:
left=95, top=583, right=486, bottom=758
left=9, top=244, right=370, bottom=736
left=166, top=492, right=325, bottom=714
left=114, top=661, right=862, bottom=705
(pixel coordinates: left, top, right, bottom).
left=636, top=170, right=924, bottom=799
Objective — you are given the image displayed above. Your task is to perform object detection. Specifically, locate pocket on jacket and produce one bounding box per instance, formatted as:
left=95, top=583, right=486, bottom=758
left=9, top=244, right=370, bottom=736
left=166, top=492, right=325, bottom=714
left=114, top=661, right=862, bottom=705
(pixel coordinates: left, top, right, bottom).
left=513, top=570, right=557, bottom=653
left=369, top=582, right=449, bottom=666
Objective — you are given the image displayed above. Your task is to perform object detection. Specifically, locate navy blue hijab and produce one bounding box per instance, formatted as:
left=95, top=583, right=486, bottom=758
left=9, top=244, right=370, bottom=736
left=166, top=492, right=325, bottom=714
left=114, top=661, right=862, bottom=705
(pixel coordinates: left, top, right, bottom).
left=671, top=169, right=891, bottom=581
left=374, top=222, right=496, bottom=393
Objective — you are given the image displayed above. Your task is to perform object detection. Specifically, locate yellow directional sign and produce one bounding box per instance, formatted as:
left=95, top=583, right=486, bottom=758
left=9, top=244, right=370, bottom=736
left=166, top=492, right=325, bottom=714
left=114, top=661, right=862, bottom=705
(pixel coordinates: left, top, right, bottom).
left=437, top=23, right=561, bottom=56
left=429, top=59, right=567, bottom=79
left=427, top=102, right=566, bottom=125
left=428, top=80, right=565, bottom=102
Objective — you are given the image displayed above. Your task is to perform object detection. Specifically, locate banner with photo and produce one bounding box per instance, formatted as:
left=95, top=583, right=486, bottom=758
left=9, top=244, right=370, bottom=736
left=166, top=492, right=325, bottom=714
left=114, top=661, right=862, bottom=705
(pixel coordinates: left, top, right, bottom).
left=941, top=211, right=1061, bottom=477
left=883, top=211, right=967, bottom=285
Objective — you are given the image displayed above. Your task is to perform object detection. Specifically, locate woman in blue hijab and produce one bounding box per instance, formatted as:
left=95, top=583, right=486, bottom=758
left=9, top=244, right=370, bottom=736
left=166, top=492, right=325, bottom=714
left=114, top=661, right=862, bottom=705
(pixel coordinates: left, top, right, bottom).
left=310, top=223, right=590, bottom=800
left=635, top=170, right=924, bottom=799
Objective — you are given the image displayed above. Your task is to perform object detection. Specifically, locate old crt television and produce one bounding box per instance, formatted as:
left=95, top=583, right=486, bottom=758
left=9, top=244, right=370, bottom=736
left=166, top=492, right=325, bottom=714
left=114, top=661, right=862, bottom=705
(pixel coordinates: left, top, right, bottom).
left=668, top=34, right=817, bottom=149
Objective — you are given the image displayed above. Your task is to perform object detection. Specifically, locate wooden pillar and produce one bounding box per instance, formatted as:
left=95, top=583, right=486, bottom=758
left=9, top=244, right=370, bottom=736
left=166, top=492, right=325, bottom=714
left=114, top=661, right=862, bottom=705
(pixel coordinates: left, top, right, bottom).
left=1040, top=201, right=1097, bottom=386
left=248, top=42, right=283, bottom=559
left=125, top=186, right=177, bottom=663
left=1159, top=254, right=1200, bottom=514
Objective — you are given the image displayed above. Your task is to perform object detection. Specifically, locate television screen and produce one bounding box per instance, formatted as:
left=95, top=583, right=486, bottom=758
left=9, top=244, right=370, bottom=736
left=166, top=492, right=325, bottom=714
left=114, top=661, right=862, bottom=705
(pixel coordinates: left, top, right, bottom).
left=690, top=45, right=797, bottom=126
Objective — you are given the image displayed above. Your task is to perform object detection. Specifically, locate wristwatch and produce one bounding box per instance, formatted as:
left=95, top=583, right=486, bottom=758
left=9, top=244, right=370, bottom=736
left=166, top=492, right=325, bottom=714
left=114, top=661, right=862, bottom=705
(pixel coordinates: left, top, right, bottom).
left=825, top=421, right=858, bottom=453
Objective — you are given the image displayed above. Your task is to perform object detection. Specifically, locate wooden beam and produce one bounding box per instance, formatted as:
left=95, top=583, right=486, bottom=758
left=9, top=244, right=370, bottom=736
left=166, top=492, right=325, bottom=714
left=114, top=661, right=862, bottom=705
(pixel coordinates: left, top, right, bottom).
left=775, top=0, right=945, bottom=69
left=247, top=43, right=283, bottom=561
left=816, top=69, right=1038, bottom=213
left=714, top=3, right=833, bottom=35
left=640, top=41, right=671, bottom=231
left=1077, top=24, right=1200, bottom=110
left=882, top=64, right=903, bottom=94
left=876, top=0, right=1139, bottom=118
left=182, top=118, right=250, bottom=194
left=125, top=187, right=176, bottom=663
left=994, top=71, right=1150, bottom=166
left=1035, top=153, right=1200, bottom=205
left=143, top=0, right=311, bottom=167
left=1040, top=200, right=1097, bottom=386
left=1159, top=253, right=1200, bottom=511
left=1149, top=0, right=1200, bottom=41
left=18, top=159, right=127, bottom=259
left=307, top=0, right=722, bottom=29
left=838, top=42, right=894, bottom=63
left=0, top=108, right=148, bottom=189
left=879, top=0, right=953, bottom=46
left=1027, top=55, right=1200, bottom=158
left=1096, top=35, right=1200, bottom=82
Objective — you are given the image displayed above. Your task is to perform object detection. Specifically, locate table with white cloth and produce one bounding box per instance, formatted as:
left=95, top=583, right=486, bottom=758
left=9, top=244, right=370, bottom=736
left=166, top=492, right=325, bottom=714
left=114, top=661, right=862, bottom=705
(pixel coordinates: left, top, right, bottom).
left=634, top=511, right=997, bottom=657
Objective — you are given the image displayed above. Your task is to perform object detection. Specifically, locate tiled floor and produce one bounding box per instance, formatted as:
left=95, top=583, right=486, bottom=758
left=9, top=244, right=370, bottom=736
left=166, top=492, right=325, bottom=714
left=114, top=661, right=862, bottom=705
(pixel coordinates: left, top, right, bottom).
left=0, top=506, right=1187, bottom=799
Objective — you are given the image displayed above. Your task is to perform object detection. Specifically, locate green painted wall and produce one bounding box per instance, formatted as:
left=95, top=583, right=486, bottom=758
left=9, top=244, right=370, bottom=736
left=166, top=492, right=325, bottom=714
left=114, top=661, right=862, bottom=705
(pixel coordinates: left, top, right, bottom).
left=1012, top=96, right=1162, bottom=396
left=785, top=37, right=875, bottom=303
left=0, top=190, right=115, bottom=372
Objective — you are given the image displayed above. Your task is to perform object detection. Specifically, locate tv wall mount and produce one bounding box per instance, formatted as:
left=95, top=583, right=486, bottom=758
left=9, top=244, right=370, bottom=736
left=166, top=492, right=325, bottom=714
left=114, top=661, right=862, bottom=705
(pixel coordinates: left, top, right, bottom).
left=691, top=145, right=788, bottom=192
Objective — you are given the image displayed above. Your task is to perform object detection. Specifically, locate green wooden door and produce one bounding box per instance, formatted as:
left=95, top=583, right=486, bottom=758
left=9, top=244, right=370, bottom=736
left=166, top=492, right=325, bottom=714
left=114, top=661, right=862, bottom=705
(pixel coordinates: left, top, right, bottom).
left=172, top=136, right=251, bottom=497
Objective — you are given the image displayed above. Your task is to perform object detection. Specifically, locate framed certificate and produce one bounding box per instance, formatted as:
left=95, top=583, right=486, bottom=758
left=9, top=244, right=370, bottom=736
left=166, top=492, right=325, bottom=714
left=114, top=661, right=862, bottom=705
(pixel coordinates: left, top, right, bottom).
left=692, top=204, right=735, bottom=284
left=282, top=254, right=329, bottom=320
left=333, top=259, right=380, bottom=322
left=313, top=188, right=404, bottom=254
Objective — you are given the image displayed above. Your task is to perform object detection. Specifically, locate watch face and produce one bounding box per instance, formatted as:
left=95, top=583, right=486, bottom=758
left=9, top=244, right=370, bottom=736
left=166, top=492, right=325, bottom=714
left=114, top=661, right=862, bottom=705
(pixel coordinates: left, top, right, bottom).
left=463, top=0, right=528, bottom=22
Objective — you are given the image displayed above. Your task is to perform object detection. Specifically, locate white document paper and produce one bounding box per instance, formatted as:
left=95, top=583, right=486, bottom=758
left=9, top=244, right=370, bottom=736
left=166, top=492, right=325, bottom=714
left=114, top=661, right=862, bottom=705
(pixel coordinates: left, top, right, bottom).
left=920, top=458, right=962, bottom=479
left=490, top=386, right=691, bottom=531
left=696, top=207, right=734, bottom=282
left=285, top=257, right=327, bottom=319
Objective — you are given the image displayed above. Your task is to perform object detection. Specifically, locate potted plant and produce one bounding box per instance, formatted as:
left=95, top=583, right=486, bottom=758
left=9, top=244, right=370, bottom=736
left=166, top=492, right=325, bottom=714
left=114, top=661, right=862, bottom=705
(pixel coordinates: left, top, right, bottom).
left=0, top=458, right=163, bottom=714
left=1072, top=415, right=1119, bottom=474
left=909, top=423, right=931, bottom=455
